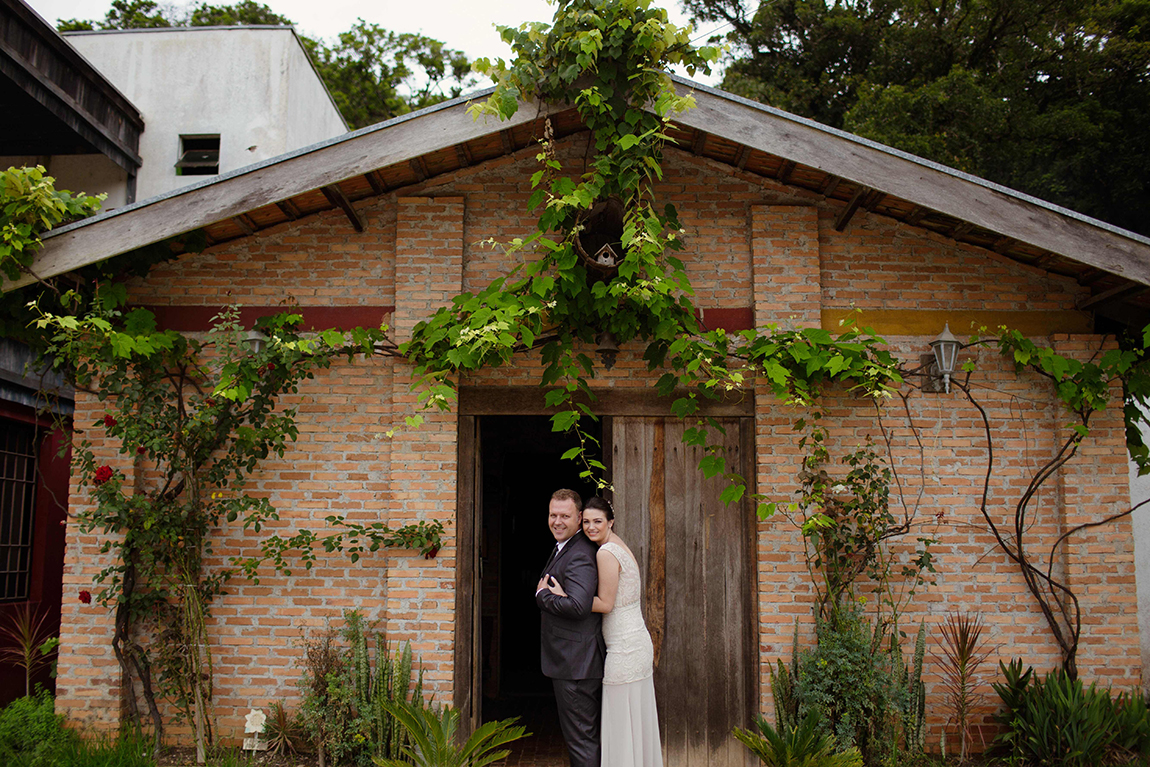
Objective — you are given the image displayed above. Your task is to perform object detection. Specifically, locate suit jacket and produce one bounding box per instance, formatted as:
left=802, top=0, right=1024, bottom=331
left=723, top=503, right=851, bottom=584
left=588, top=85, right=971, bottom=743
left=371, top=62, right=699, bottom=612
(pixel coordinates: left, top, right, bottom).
left=537, top=530, right=605, bottom=680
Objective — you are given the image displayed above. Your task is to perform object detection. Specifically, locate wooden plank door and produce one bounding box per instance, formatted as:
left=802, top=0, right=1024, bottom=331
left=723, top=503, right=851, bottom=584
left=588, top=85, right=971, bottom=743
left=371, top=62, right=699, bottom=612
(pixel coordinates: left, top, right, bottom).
left=610, top=417, right=757, bottom=767
left=454, top=416, right=482, bottom=732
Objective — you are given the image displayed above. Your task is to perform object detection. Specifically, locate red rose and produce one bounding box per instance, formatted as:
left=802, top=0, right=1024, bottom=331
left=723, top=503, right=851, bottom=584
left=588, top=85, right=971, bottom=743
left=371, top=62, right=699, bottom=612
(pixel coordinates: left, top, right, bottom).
left=136, top=446, right=147, bottom=455
left=103, top=415, right=116, bottom=428
left=93, top=466, right=114, bottom=485
left=79, top=590, right=91, bottom=604
left=264, top=362, right=276, bottom=373
left=425, top=546, right=439, bottom=559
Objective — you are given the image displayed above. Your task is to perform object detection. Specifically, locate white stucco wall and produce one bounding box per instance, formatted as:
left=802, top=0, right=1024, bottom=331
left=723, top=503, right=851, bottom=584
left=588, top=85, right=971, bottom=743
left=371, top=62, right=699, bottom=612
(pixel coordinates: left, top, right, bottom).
left=64, top=27, right=347, bottom=201
left=1132, top=453, right=1150, bottom=694
left=0, top=155, right=128, bottom=209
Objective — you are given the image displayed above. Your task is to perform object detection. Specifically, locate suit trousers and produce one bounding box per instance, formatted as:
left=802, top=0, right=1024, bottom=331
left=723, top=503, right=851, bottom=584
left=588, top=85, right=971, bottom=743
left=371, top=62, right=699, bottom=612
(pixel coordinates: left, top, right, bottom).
left=553, top=677, right=602, bottom=767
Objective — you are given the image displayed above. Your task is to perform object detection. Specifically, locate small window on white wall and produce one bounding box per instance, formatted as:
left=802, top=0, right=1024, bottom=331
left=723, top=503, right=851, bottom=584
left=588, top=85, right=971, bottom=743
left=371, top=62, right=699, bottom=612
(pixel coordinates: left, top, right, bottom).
left=176, top=135, right=220, bottom=175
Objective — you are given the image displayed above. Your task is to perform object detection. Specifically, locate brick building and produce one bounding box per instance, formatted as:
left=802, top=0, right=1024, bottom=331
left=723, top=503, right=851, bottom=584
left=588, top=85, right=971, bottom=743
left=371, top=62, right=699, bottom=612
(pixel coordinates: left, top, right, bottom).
left=9, top=81, right=1150, bottom=759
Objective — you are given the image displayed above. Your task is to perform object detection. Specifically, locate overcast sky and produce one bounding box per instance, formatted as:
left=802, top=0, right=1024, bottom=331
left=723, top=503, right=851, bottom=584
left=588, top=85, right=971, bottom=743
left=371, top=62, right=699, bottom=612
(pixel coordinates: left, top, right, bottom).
left=25, top=0, right=730, bottom=85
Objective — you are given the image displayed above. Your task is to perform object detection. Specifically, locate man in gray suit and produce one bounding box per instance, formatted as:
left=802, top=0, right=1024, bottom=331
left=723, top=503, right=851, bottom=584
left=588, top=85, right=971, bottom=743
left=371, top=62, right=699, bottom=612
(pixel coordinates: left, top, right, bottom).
left=536, top=488, right=605, bottom=767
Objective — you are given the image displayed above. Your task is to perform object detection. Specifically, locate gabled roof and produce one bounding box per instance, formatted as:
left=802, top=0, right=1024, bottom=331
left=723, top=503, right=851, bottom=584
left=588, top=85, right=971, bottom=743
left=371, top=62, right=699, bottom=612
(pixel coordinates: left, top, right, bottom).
left=7, top=76, right=1150, bottom=325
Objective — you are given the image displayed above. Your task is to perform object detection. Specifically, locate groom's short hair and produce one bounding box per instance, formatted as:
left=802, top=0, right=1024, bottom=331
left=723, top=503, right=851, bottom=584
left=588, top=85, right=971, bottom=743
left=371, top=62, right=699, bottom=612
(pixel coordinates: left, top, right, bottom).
left=551, top=488, right=583, bottom=511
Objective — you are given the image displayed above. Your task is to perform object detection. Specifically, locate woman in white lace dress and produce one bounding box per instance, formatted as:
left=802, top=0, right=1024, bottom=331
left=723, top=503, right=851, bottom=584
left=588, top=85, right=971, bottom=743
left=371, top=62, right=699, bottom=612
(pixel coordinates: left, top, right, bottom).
left=546, top=497, right=663, bottom=767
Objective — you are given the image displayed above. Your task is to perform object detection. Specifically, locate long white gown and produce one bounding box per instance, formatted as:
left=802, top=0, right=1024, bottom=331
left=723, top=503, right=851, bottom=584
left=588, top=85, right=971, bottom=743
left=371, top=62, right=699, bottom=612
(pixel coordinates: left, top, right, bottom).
left=599, top=540, right=663, bottom=767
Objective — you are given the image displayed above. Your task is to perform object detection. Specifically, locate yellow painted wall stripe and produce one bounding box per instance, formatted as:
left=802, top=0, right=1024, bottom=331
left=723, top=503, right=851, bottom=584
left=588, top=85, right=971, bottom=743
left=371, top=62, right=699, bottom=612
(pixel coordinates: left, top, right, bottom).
left=821, top=309, right=1093, bottom=337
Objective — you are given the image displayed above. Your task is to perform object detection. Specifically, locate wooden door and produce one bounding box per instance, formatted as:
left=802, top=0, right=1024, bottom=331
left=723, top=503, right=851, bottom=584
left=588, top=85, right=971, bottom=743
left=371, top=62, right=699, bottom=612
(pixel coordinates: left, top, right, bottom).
left=609, top=417, right=757, bottom=767
left=454, top=416, right=482, bottom=731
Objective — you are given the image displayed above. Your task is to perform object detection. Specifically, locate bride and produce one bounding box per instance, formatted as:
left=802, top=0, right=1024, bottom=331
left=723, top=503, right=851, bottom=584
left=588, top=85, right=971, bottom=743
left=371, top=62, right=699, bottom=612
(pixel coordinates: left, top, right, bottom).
left=545, top=496, right=663, bottom=767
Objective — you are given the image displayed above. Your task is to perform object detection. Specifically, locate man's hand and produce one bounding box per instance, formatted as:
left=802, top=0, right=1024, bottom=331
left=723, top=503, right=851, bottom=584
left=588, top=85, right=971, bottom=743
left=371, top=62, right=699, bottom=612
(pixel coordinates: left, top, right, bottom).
left=536, top=574, right=550, bottom=594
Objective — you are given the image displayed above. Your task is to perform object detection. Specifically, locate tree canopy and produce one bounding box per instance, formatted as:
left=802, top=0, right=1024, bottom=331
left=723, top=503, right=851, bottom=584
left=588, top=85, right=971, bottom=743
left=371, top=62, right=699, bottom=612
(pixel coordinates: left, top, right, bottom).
left=56, top=1, right=475, bottom=130
left=684, top=0, right=1150, bottom=236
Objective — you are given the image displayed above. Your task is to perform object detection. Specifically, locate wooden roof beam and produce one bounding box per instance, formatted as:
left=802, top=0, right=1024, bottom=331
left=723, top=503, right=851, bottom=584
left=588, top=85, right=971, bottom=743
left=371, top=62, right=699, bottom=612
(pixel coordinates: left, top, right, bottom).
left=776, top=159, right=796, bottom=183
left=948, top=221, right=975, bottom=240
left=820, top=175, right=842, bottom=198
left=456, top=143, right=474, bottom=167
left=1078, top=282, right=1148, bottom=311
left=409, top=156, right=429, bottom=182
left=232, top=213, right=256, bottom=236
left=275, top=199, right=301, bottom=220
left=904, top=206, right=928, bottom=227
left=364, top=171, right=385, bottom=195
left=321, top=184, right=366, bottom=233
left=835, top=186, right=872, bottom=231
left=499, top=129, right=515, bottom=154
left=691, top=130, right=707, bottom=155
left=733, top=145, right=751, bottom=170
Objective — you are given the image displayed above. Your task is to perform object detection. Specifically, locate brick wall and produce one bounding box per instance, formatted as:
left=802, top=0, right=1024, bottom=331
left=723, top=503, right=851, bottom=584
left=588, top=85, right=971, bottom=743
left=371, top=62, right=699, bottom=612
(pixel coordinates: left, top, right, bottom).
left=56, top=136, right=1141, bottom=748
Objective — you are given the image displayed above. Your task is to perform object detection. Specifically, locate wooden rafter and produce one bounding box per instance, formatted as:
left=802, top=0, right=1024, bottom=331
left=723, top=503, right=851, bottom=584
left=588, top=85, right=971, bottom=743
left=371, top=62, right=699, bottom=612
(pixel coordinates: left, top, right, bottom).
left=275, top=199, right=301, bottom=220
left=364, top=171, right=385, bottom=195
left=232, top=214, right=256, bottom=236
left=321, top=184, right=366, bottom=233
left=409, top=156, right=429, bottom=182
left=1078, top=282, right=1147, bottom=311
left=733, top=145, right=751, bottom=170
left=691, top=130, right=707, bottom=155
left=820, top=175, right=842, bottom=198
left=456, top=143, right=473, bottom=167
left=776, top=159, right=796, bottom=183
left=834, top=186, right=872, bottom=231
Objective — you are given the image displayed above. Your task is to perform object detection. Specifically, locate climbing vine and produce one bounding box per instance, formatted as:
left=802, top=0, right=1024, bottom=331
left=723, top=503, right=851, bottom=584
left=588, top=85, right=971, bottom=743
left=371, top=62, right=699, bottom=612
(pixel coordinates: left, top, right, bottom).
left=31, top=293, right=441, bottom=760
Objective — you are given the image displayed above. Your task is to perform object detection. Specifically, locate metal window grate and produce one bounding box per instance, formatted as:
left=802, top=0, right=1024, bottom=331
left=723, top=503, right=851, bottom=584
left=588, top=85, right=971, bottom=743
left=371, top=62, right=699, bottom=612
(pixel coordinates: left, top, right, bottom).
left=0, top=421, right=38, bottom=602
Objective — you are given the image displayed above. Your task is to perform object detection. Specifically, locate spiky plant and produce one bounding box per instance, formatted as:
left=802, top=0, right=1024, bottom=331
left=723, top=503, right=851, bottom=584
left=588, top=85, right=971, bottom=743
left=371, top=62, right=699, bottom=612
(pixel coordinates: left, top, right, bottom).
left=937, top=612, right=993, bottom=761
left=0, top=604, right=58, bottom=697
left=733, top=710, right=863, bottom=767
left=372, top=704, right=527, bottom=767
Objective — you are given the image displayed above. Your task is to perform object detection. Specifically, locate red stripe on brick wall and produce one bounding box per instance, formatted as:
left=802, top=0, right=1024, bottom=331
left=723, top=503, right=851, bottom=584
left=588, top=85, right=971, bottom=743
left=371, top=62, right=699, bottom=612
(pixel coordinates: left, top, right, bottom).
left=700, top=307, right=755, bottom=331
left=143, top=306, right=395, bottom=331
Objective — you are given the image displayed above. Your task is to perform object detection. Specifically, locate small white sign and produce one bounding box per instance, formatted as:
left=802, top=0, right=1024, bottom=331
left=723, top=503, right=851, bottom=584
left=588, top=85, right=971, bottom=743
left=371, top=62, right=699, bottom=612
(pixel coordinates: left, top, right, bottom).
left=243, top=737, right=269, bottom=752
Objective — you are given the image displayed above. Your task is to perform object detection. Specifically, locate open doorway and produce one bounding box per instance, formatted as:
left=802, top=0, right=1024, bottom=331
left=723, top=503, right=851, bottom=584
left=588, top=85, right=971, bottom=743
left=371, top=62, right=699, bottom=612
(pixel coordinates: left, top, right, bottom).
left=477, top=415, right=603, bottom=754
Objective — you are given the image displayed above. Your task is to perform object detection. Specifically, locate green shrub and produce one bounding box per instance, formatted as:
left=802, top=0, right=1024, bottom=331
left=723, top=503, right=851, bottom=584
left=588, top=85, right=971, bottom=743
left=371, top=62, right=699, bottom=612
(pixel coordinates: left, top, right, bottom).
left=0, top=688, right=77, bottom=766
left=794, top=606, right=897, bottom=764
left=299, top=610, right=427, bottom=766
left=733, top=709, right=863, bottom=767
left=992, top=660, right=1150, bottom=766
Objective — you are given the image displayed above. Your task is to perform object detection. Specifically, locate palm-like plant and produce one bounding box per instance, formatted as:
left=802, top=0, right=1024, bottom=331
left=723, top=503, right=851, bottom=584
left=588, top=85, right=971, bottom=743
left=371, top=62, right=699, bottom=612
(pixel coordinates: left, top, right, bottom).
left=937, top=612, right=994, bottom=761
left=0, top=604, right=58, bottom=697
left=372, top=703, right=527, bottom=767
left=733, top=710, right=863, bottom=767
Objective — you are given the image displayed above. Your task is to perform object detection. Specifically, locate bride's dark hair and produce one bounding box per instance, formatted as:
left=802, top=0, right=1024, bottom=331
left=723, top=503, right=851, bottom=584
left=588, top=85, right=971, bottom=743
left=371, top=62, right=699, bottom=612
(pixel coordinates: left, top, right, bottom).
left=585, top=496, right=614, bottom=521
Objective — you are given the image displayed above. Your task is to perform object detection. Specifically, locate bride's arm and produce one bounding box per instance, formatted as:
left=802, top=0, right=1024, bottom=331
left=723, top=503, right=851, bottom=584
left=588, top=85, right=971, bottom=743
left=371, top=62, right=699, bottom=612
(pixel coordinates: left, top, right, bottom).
left=592, top=548, right=621, bottom=614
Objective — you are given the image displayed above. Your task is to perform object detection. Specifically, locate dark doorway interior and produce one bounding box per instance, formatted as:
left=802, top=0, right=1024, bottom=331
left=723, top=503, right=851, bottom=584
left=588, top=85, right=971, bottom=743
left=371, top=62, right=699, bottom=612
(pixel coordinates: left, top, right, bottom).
left=477, top=415, right=602, bottom=745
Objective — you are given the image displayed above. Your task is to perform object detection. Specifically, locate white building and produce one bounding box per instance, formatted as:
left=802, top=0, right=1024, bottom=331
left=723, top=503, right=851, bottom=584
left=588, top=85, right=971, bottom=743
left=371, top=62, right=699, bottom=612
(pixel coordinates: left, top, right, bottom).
left=1, top=16, right=347, bottom=207
left=64, top=26, right=347, bottom=205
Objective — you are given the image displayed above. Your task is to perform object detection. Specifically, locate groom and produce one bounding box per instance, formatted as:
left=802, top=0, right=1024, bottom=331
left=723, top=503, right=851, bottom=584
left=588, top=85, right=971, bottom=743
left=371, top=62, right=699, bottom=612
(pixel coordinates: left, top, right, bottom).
left=536, top=488, right=604, bottom=767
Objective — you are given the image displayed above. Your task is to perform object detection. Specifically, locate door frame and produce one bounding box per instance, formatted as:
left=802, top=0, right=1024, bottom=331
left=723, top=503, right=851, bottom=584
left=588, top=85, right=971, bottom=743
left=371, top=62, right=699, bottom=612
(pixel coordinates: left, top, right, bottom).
left=452, top=387, right=755, bottom=730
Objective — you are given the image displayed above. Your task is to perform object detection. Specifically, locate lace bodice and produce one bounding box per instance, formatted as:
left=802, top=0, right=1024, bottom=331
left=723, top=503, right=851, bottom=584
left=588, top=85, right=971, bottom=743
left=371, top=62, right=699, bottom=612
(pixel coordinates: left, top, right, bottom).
left=600, top=540, right=654, bottom=684
left=602, top=541, right=641, bottom=607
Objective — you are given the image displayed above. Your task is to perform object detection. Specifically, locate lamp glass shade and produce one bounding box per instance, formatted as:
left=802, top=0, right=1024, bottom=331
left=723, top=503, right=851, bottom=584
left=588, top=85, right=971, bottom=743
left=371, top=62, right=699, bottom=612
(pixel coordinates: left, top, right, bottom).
left=929, top=323, right=960, bottom=375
